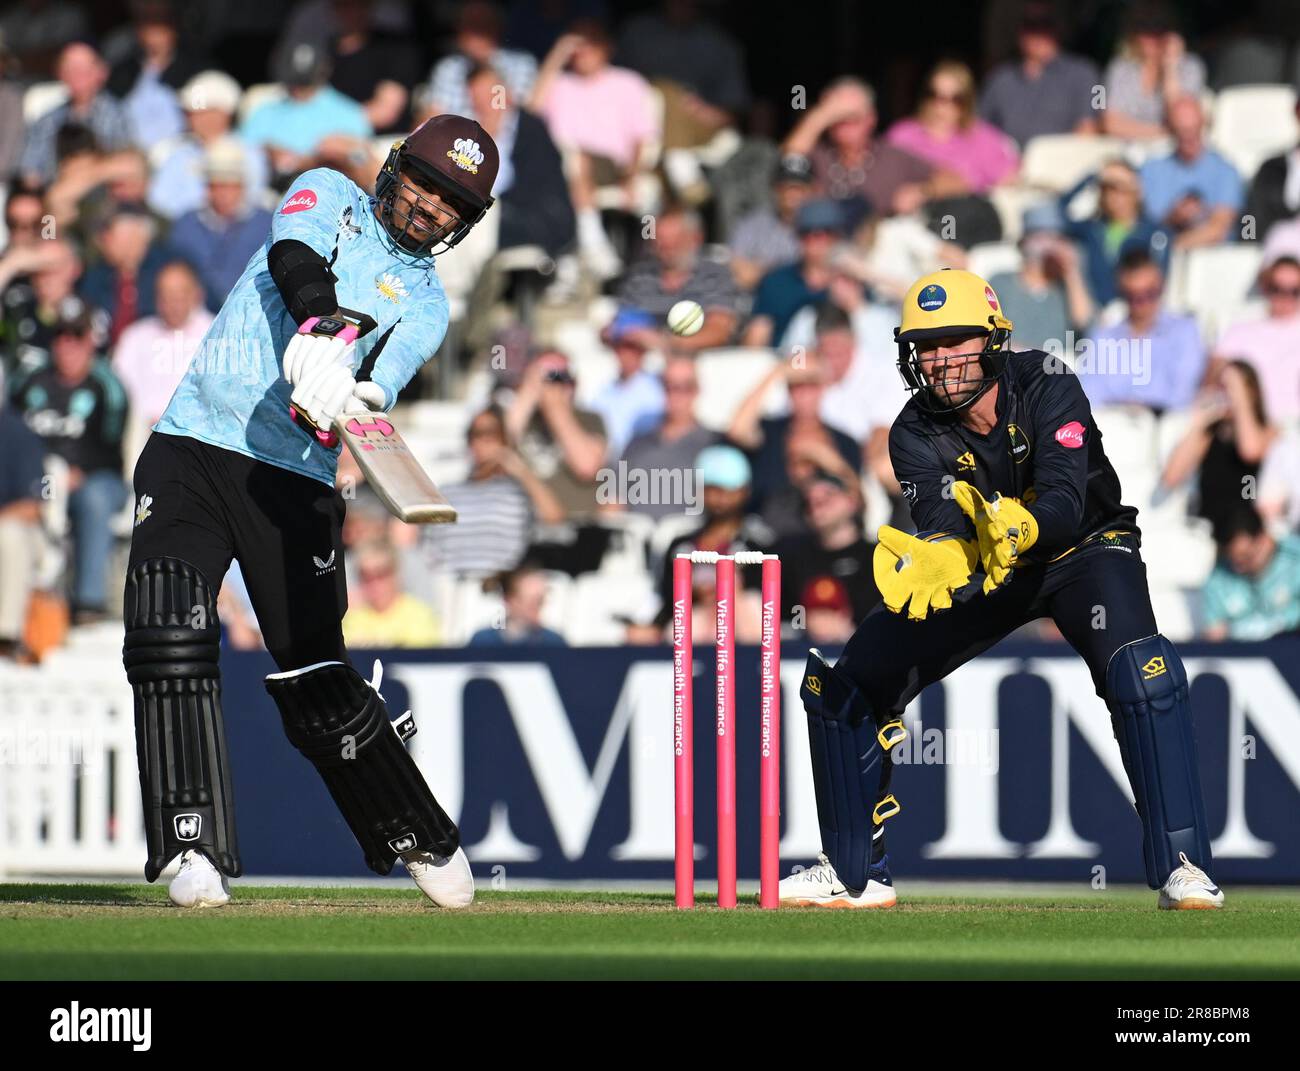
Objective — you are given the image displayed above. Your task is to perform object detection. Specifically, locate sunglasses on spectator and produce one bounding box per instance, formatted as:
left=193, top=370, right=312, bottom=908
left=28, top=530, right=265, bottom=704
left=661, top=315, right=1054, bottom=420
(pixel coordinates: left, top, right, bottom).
left=1099, top=180, right=1137, bottom=193
left=928, top=90, right=965, bottom=103
left=6, top=217, right=42, bottom=231
left=1120, top=287, right=1162, bottom=304
left=359, top=567, right=395, bottom=583
left=1266, top=284, right=1300, bottom=298
left=664, top=380, right=698, bottom=393
left=468, top=424, right=503, bottom=440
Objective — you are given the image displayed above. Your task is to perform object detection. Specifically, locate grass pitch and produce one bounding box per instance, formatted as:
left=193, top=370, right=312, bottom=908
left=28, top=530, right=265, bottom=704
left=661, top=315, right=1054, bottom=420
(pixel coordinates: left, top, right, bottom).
left=2, top=883, right=1298, bottom=980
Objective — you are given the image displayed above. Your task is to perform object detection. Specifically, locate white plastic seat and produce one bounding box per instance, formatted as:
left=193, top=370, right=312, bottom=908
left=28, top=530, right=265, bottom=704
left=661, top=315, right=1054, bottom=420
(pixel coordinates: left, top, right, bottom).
left=22, top=82, right=67, bottom=123
left=1020, top=135, right=1126, bottom=193
left=1171, top=245, right=1265, bottom=342
left=967, top=242, right=1023, bottom=281
left=1208, top=84, right=1297, bottom=180
left=693, top=347, right=782, bottom=431
left=566, top=572, right=656, bottom=645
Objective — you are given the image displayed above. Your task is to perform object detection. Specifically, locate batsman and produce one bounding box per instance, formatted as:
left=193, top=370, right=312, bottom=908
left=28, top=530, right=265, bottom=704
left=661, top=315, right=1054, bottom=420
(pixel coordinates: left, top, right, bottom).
left=122, top=116, right=498, bottom=908
left=781, top=269, right=1222, bottom=911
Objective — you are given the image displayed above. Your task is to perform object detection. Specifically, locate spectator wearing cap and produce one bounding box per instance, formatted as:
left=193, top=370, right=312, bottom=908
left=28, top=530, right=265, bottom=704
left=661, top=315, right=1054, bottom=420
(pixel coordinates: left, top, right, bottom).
left=886, top=60, right=1019, bottom=197
left=19, top=41, right=133, bottom=186
left=1138, top=96, right=1242, bottom=251
left=617, top=354, right=719, bottom=522
left=326, top=0, right=422, bottom=135
left=150, top=71, right=270, bottom=221
left=797, top=575, right=857, bottom=646
left=111, top=260, right=213, bottom=435
left=1079, top=249, right=1204, bottom=413
left=978, top=1, right=1102, bottom=148
left=468, top=566, right=567, bottom=647
left=742, top=199, right=841, bottom=347
left=591, top=309, right=666, bottom=459
left=169, top=139, right=275, bottom=309
left=9, top=299, right=128, bottom=623
left=987, top=202, right=1094, bottom=353
left=79, top=203, right=176, bottom=347
left=1201, top=506, right=1300, bottom=641
left=241, top=42, right=371, bottom=186
left=428, top=0, right=537, bottom=116
left=343, top=539, right=442, bottom=649
left=106, top=0, right=201, bottom=149
left=1, top=238, right=95, bottom=380
left=423, top=405, right=565, bottom=576
left=654, top=444, right=769, bottom=644
left=727, top=156, right=813, bottom=291
left=616, top=204, right=741, bottom=353
left=775, top=468, right=878, bottom=626
left=1060, top=158, right=1170, bottom=307
left=1102, top=1, right=1206, bottom=141
left=0, top=368, right=46, bottom=660
left=782, top=78, right=955, bottom=224
left=728, top=352, right=863, bottom=541
left=1211, top=256, right=1300, bottom=426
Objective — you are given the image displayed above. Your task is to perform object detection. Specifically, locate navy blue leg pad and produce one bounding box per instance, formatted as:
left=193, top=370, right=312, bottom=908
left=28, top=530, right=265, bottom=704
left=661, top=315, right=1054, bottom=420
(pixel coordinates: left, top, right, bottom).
left=1105, top=634, right=1213, bottom=889
left=801, top=649, right=893, bottom=893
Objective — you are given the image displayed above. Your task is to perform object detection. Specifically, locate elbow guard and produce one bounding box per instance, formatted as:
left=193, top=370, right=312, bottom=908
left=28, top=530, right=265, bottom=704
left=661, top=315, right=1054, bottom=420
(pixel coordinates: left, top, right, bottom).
left=267, top=239, right=338, bottom=324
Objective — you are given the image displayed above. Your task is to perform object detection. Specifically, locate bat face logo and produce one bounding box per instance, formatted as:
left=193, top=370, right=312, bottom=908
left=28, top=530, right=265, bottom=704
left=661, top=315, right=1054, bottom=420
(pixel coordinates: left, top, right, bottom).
left=344, top=416, right=395, bottom=439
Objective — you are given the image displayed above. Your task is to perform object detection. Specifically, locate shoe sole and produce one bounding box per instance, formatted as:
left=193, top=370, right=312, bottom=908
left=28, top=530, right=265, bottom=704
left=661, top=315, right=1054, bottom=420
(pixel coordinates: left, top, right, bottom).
left=1158, top=896, right=1222, bottom=911
left=781, top=895, right=898, bottom=910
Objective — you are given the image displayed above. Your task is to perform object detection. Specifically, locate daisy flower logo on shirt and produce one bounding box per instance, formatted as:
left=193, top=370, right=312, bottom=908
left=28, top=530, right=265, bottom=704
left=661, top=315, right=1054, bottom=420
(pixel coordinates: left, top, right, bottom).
left=375, top=273, right=408, bottom=302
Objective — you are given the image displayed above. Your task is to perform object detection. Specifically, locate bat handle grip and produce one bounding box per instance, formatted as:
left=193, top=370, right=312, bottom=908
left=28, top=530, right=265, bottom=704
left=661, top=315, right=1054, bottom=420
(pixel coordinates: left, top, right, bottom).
left=289, top=404, right=338, bottom=448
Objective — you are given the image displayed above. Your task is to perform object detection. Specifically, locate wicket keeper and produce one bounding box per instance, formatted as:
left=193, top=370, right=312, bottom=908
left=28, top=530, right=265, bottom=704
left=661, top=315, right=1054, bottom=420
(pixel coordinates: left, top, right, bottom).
left=122, top=116, right=498, bottom=908
left=781, top=269, right=1223, bottom=911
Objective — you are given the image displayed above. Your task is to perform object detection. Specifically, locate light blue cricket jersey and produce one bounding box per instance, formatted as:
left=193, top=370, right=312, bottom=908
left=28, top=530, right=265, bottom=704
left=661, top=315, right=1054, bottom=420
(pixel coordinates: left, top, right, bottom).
left=155, top=167, right=449, bottom=486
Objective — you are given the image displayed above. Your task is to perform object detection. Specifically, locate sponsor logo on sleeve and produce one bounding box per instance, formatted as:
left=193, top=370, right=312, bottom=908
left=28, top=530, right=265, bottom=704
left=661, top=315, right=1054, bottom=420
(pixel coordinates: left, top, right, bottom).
left=1054, top=420, right=1087, bottom=449
left=280, top=189, right=318, bottom=214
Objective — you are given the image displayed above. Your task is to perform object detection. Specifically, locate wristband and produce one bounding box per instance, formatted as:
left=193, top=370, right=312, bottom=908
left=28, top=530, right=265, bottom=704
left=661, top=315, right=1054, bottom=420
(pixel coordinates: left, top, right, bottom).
left=299, top=315, right=360, bottom=343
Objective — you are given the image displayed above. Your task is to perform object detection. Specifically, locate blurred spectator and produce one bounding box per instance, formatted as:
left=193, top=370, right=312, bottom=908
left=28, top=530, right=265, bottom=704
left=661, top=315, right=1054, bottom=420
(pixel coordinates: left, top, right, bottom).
left=276, top=0, right=415, bottom=62
left=0, top=373, right=46, bottom=660
left=797, top=575, right=857, bottom=645
left=106, top=0, right=201, bottom=148
left=9, top=299, right=128, bottom=623
left=531, top=19, right=658, bottom=280
left=728, top=354, right=862, bottom=540
left=343, top=539, right=441, bottom=648
left=241, top=43, right=371, bottom=187
left=978, top=1, right=1101, bottom=148
left=616, top=204, right=740, bottom=352
left=728, top=155, right=811, bottom=291
left=19, top=41, right=133, bottom=186
left=468, top=565, right=567, bottom=647
left=465, top=62, right=575, bottom=258
left=424, top=405, right=566, bottom=575
left=742, top=199, right=839, bottom=347
left=80, top=203, right=175, bottom=347
left=783, top=78, right=956, bottom=225
left=1246, top=99, right=1300, bottom=241
left=1078, top=250, right=1204, bottom=412
left=886, top=60, right=1019, bottom=197
left=651, top=444, right=768, bottom=644
left=1, top=238, right=98, bottom=380
left=1212, top=255, right=1300, bottom=425
left=0, top=41, right=24, bottom=181
left=988, top=203, right=1094, bottom=352
left=1061, top=159, right=1170, bottom=307
left=429, top=1, right=538, bottom=115
left=1161, top=362, right=1277, bottom=540
left=0, top=0, right=89, bottom=80
left=592, top=309, right=665, bottom=458
left=618, top=354, right=718, bottom=521
left=327, top=0, right=422, bottom=134
left=506, top=350, right=607, bottom=525
left=1101, top=1, right=1205, bottom=141
left=1201, top=505, right=1300, bottom=641
left=46, top=145, right=158, bottom=239
left=169, top=139, right=274, bottom=309
left=1138, top=96, right=1242, bottom=250
left=774, top=468, right=879, bottom=625
left=150, top=71, right=270, bottom=221
left=112, top=261, right=213, bottom=430
left=1258, top=423, right=1300, bottom=535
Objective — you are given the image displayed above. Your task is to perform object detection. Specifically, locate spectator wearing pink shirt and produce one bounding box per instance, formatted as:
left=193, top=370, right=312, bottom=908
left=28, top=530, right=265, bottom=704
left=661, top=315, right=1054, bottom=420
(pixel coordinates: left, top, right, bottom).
left=1211, top=256, right=1300, bottom=426
left=112, top=261, right=213, bottom=435
left=531, top=19, right=659, bottom=280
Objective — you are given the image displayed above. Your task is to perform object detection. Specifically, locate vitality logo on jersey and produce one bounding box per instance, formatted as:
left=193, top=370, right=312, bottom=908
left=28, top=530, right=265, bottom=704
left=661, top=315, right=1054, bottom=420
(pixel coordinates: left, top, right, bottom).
left=281, top=190, right=317, bottom=214
left=1054, top=421, right=1087, bottom=449
left=956, top=451, right=976, bottom=471
left=1007, top=424, right=1031, bottom=464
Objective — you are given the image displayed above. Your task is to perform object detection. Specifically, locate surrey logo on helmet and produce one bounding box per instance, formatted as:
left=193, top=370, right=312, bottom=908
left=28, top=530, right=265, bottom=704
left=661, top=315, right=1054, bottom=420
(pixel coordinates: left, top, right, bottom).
left=447, top=138, right=484, bottom=173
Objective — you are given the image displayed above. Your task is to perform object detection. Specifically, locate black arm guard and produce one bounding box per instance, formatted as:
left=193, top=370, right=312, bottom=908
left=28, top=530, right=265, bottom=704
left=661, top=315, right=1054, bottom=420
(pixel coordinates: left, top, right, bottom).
left=267, top=239, right=338, bottom=325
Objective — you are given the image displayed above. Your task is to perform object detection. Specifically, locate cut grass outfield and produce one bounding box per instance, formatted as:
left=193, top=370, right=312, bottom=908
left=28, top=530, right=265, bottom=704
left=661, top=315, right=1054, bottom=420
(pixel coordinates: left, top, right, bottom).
left=2, top=883, right=1298, bottom=980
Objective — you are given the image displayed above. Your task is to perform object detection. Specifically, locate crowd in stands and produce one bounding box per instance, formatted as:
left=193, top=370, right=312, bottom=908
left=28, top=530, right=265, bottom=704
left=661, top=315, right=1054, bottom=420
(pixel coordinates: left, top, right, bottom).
left=3, top=0, right=1300, bottom=660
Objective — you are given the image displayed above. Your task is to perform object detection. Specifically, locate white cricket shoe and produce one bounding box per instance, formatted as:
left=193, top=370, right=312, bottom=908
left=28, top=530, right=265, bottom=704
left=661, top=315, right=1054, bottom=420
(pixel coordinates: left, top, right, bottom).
left=1158, top=851, right=1224, bottom=910
left=779, top=852, right=897, bottom=909
left=168, top=849, right=231, bottom=908
left=402, top=845, right=475, bottom=909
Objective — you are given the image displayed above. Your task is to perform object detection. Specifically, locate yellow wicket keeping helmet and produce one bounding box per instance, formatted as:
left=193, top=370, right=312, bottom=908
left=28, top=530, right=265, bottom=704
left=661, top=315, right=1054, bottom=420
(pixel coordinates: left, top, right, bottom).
left=894, top=269, right=1014, bottom=413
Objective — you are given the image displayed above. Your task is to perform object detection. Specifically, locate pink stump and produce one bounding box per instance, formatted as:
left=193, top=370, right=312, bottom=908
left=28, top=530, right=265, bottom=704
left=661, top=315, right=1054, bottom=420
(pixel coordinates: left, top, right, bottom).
left=672, top=555, right=694, bottom=909
left=714, top=556, right=737, bottom=908
left=759, top=556, right=781, bottom=909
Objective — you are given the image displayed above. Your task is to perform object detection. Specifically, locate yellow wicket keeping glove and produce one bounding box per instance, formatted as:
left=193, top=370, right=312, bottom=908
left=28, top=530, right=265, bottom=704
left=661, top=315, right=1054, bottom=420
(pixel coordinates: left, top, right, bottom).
left=951, top=482, right=1039, bottom=594
left=873, top=526, right=979, bottom=621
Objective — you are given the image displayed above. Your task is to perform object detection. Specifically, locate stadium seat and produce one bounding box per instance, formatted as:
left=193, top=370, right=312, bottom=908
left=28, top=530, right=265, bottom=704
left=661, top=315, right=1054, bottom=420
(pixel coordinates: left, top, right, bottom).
left=1020, top=135, right=1126, bottom=193
left=595, top=511, right=656, bottom=575
left=693, top=347, right=782, bottom=431
left=566, top=573, right=656, bottom=645
left=968, top=242, right=1023, bottom=281
left=988, top=185, right=1051, bottom=244
left=1208, top=84, right=1297, bottom=180
left=1092, top=405, right=1160, bottom=507
left=1147, top=583, right=1197, bottom=643
left=22, top=81, right=67, bottom=123
left=1169, top=244, right=1265, bottom=342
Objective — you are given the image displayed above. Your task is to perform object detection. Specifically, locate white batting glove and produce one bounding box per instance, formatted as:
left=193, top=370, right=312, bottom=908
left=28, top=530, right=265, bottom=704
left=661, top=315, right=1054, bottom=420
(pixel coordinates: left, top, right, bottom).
left=282, top=329, right=356, bottom=387
left=342, top=381, right=387, bottom=415
left=290, top=359, right=358, bottom=434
